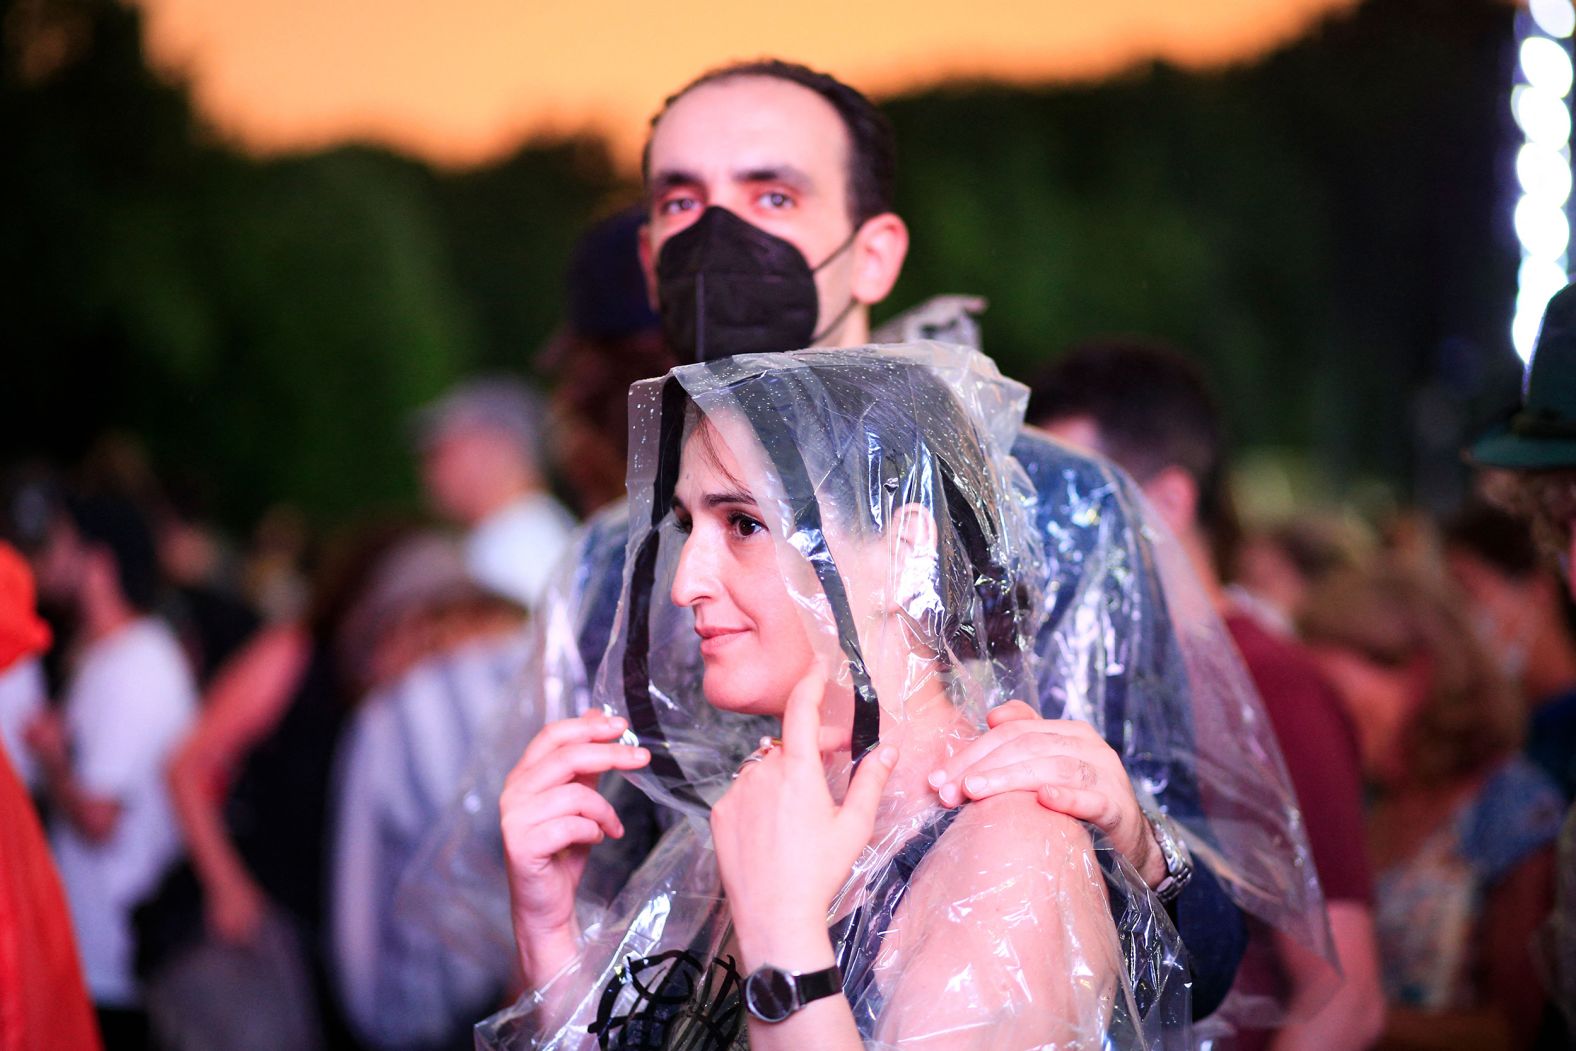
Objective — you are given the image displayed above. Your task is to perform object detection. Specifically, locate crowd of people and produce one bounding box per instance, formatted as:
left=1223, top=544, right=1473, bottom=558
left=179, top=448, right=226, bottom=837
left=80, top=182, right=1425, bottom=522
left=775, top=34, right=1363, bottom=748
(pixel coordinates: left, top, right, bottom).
left=2, top=57, right=1575, bottom=1051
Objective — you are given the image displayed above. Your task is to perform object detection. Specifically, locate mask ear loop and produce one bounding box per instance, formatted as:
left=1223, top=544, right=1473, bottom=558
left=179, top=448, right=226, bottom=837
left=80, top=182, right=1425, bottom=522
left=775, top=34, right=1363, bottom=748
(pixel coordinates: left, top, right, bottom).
left=728, top=368, right=883, bottom=763
left=806, top=225, right=863, bottom=348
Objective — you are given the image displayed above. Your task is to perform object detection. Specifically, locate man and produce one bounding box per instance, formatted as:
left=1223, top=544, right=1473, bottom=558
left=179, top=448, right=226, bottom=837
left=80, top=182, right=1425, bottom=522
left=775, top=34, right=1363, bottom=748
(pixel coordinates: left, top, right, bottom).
left=25, top=492, right=197, bottom=1048
left=1442, top=500, right=1576, bottom=799
left=431, top=60, right=1321, bottom=1025
left=1029, top=340, right=1384, bottom=1050
left=608, top=60, right=1268, bottom=1010
left=415, top=378, right=575, bottom=612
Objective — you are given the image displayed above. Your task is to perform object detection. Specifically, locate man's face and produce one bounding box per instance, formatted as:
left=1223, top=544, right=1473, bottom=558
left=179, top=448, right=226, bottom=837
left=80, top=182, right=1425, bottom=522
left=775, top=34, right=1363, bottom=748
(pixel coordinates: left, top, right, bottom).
left=642, top=76, right=864, bottom=345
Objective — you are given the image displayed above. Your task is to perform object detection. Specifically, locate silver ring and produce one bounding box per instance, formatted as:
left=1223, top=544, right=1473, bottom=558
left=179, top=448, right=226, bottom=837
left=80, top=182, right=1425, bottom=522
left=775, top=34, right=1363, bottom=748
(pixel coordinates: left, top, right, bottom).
left=732, top=752, right=769, bottom=780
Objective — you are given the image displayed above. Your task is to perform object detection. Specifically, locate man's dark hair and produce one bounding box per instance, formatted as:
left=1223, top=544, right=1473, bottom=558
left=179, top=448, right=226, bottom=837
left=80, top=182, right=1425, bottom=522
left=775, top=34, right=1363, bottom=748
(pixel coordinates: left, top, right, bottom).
left=63, top=492, right=161, bottom=612
left=642, top=59, right=897, bottom=227
left=1028, top=339, right=1239, bottom=565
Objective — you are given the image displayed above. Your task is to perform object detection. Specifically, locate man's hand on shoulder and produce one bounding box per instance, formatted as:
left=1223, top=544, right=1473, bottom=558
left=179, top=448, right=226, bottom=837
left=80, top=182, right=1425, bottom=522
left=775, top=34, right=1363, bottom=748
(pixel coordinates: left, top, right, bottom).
left=926, top=700, right=1166, bottom=888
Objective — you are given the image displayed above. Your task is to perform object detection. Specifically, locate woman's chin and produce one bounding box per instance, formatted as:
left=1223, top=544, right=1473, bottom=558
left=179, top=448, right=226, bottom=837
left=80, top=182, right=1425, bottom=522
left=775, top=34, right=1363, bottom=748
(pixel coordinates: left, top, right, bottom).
left=700, top=674, right=784, bottom=718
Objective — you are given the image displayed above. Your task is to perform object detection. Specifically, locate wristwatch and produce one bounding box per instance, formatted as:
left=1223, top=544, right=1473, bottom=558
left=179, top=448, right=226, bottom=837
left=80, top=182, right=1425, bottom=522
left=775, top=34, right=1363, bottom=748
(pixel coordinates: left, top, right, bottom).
left=743, top=963, right=843, bottom=1023
left=1142, top=807, right=1194, bottom=905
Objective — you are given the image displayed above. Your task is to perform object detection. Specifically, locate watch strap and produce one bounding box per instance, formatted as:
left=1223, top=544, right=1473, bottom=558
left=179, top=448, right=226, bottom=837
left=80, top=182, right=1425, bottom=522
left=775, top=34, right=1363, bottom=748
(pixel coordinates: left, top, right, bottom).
left=793, top=963, right=842, bottom=1007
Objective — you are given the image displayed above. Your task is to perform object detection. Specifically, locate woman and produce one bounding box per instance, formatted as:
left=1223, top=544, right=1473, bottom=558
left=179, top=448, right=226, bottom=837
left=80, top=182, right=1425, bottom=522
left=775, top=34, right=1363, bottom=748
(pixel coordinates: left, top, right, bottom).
left=1300, top=563, right=1565, bottom=1050
left=487, top=345, right=1185, bottom=1049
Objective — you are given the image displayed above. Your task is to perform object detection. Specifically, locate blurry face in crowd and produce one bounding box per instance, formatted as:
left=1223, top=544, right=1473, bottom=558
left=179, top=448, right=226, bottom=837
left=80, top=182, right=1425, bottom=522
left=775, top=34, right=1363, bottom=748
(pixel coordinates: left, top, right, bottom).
left=31, top=519, right=88, bottom=607
left=1442, top=547, right=1537, bottom=679
left=670, top=419, right=820, bottom=716
left=419, top=426, right=526, bottom=526
left=1307, top=643, right=1422, bottom=785
left=640, top=75, right=905, bottom=347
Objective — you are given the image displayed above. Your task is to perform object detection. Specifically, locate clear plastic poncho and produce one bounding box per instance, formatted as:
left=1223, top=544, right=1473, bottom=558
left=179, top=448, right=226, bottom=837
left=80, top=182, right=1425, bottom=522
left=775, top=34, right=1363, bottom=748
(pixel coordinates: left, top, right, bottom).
left=408, top=312, right=1332, bottom=1048
left=477, top=343, right=1190, bottom=1049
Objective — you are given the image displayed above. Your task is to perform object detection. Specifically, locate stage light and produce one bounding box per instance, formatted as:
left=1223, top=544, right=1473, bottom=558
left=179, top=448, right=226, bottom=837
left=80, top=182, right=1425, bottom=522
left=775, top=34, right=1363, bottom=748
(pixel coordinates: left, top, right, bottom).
left=1514, top=84, right=1574, bottom=144
left=1517, top=142, right=1573, bottom=205
left=1523, top=34, right=1575, bottom=96
left=1509, top=7, right=1572, bottom=364
left=1531, top=0, right=1576, bottom=39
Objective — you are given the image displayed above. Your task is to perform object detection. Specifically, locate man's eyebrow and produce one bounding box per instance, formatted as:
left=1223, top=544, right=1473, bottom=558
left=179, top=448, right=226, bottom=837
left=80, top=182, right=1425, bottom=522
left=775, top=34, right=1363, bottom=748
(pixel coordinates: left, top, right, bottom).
left=735, top=165, right=813, bottom=192
left=649, top=169, right=703, bottom=195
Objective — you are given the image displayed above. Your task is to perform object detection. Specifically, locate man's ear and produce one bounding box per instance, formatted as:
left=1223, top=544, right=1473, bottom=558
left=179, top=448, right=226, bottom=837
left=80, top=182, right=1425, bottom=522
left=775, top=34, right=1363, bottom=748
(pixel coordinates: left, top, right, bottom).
left=637, top=219, right=659, bottom=311
left=850, top=213, right=909, bottom=307
left=1142, top=466, right=1199, bottom=537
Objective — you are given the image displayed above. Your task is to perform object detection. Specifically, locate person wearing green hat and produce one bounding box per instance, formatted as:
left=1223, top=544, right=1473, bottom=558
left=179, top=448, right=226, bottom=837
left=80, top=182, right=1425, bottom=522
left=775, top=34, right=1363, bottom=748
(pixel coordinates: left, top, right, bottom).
left=1471, top=281, right=1576, bottom=1041
left=1472, top=282, right=1576, bottom=574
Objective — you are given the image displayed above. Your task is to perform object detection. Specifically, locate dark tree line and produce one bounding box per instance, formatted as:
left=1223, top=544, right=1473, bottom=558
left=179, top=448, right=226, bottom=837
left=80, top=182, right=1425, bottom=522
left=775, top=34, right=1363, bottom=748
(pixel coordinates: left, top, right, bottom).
left=0, top=0, right=1525, bottom=523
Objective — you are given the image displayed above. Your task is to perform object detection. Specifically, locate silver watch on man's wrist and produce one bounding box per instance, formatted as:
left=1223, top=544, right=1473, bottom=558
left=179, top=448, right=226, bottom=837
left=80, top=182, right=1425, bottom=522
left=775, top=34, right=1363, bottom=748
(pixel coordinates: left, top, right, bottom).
left=1142, top=808, right=1194, bottom=904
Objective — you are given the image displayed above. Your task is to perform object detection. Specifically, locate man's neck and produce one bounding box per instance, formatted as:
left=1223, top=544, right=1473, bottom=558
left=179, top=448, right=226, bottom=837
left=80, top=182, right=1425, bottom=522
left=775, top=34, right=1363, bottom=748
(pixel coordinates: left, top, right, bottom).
left=1176, top=525, right=1230, bottom=616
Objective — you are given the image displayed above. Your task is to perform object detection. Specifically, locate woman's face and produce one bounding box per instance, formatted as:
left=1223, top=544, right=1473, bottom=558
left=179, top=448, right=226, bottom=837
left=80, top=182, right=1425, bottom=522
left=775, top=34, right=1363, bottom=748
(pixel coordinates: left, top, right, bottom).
left=670, top=421, right=819, bottom=717
left=1308, top=642, right=1422, bottom=784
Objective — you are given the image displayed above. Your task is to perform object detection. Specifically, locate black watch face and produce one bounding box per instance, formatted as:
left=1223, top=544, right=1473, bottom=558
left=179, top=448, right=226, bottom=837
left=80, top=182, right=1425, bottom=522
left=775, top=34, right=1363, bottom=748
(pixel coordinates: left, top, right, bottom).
left=745, top=967, right=796, bottom=1022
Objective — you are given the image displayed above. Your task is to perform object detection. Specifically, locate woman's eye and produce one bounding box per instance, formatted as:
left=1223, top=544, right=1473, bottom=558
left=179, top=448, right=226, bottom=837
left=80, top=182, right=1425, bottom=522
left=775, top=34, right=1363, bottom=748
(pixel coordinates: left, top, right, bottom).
left=757, top=190, right=793, bottom=210
left=729, top=513, right=764, bottom=537
left=673, top=515, right=693, bottom=535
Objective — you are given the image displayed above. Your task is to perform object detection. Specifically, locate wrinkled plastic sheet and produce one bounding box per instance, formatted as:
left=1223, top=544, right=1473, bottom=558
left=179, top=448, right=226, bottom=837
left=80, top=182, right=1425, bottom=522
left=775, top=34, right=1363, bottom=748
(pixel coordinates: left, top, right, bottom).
left=406, top=327, right=1330, bottom=1049
left=479, top=344, right=1190, bottom=1048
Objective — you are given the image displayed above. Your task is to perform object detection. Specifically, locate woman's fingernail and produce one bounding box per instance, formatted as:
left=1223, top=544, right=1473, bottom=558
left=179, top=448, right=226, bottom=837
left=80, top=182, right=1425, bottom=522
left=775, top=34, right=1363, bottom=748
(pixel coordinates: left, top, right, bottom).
left=927, top=770, right=946, bottom=788
left=878, top=745, right=898, bottom=767
left=633, top=747, right=649, bottom=761
left=939, top=783, right=959, bottom=806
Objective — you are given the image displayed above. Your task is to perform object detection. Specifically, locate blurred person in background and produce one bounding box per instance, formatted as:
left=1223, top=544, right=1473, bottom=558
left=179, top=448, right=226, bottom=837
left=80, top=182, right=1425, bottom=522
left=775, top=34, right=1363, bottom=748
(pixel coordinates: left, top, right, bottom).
left=330, top=567, right=533, bottom=1051
left=151, top=523, right=450, bottom=1051
left=414, top=378, right=575, bottom=612
left=0, top=538, right=101, bottom=1051
left=1469, top=281, right=1576, bottom=1042
left=1230, top=514, right=1373, bottom=638
left=153, top=477, right=261, bottom=688
left=1442, top=500, right=1576, bottom=800
left=23, top=490, right=198, bottom=1050
left=537, top=206, right=674, bottom=517
left=243, top=503, right=312, bottom=624
left=1029, top=340, right=1384, bottom=1051
left=1300, top=563, right=1562, bottom=1050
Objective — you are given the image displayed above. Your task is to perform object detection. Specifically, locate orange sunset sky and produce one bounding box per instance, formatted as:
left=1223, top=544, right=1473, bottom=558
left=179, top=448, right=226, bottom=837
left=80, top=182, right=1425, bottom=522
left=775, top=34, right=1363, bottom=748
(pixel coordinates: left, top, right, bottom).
left=131, top=0, right=1363, bottom=168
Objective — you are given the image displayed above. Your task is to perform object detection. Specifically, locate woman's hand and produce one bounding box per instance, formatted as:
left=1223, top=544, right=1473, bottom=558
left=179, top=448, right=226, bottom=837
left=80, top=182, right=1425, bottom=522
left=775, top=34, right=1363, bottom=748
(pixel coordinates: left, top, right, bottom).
left=925, top=700, right=1165, bottom=887
left=711, top=674, right=897, bottom=972
left=501, top=711, right=649, bottom=982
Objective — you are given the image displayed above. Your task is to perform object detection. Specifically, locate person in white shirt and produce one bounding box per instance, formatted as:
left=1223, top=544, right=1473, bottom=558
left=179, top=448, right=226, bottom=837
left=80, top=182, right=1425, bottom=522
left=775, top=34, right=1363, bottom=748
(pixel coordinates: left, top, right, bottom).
left=414, top=379, right=575, bottom=612
left=26, top=492, right=197, bottom=1047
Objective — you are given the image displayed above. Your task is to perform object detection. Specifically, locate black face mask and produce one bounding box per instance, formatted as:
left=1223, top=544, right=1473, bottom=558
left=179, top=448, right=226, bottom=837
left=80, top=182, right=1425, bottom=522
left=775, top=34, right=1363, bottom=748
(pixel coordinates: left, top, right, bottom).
left=655, top=207, right=858, bottom=362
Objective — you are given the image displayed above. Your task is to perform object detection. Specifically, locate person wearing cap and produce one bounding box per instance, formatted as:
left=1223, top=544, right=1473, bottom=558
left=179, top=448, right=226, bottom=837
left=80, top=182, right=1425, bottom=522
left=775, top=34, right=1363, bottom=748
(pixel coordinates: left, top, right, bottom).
left=1470, top=281, right=1576, bottom=1041
left=415, top=378, right=576, bottom=612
